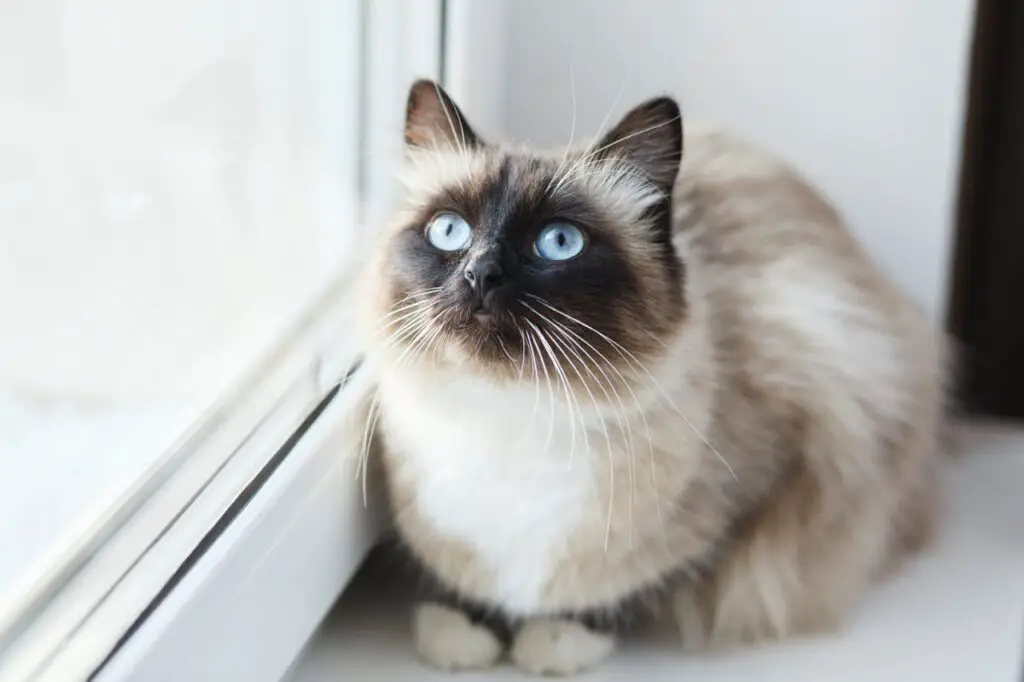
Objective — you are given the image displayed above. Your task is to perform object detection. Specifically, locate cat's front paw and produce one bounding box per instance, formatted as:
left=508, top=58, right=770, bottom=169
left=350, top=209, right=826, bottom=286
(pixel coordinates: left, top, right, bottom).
left=412, top=602, right=504, bottom=671
left=510, top=618, right=615, bottom=676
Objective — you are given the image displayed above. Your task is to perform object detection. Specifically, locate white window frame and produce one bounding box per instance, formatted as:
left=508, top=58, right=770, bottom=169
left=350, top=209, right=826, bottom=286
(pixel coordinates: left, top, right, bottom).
left=0, top=1, right=445, bottom=680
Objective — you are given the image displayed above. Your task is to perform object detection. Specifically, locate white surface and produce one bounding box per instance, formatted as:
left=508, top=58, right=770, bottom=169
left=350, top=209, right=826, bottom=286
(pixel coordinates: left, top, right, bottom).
left=0, top=396, right=187, bottom=616
left=288, top=423, right=1024, bottom=682
left=489, top=0, right=974, bottom=321
left=97, top=366, right=382, bottom=682
left=0, top=0, right=361, bottom=628
left=444, top=0, right=508, bottom=140
left=0, top=282, right=368, bottom=680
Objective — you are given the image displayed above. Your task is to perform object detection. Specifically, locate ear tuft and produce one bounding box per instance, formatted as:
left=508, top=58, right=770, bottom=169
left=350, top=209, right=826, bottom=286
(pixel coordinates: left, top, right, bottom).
left=592, top=97, right=683, bottom=194
left=405, top=79, right=481, bottom=152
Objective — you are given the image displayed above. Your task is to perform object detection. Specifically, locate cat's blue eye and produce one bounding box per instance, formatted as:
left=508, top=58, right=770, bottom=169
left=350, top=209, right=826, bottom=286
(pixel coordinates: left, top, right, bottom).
left=534, top=223, right=586, bottom=261
left=426, top=212, right=472, bottom=251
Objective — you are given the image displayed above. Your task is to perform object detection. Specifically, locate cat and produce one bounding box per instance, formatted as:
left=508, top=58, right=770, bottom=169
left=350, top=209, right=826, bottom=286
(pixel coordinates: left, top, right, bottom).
left=357, top=79, right=946, bottom=676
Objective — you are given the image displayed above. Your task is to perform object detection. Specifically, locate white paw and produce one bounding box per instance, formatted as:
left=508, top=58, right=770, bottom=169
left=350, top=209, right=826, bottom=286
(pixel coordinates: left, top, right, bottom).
left=510, top=618, right=615, bottom=676
left=412, top=602, right=504, bottom=671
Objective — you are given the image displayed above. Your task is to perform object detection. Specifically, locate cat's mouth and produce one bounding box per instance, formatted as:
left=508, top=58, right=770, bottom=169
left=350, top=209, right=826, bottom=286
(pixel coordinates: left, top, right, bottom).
left=446, top=303, right=524, bottom=356
left=471, top=306, right=495, bottom=326
left=454, top=304, right=513, bottom=333
left=448, top=289, right=515, bottom=331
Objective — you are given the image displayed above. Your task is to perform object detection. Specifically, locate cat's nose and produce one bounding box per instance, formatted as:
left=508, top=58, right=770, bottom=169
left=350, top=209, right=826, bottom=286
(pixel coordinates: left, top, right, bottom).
left=464, top=258, right=505, bottom=300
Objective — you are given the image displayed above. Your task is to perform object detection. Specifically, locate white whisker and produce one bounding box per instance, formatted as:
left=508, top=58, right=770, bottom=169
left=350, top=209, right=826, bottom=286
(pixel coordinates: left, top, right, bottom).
left=527, top=302, right=643, bottom=548
left=529, top=308, right=627, bottom=550
left=548, top=81, right=625, bottom=197
left=528, top=328, right=557, bottom=462
left=578, top=115, right=680, bottom=166
left=528, top=290, right=737, bottom=477
left=546, top=66, right=579, bottom=196
left=520, top=325, right=542, bottom=437
left=525, top=293, right=738, bottom=483
left=358, top=391, right=383, bottom=507
left=432, top=82, right=473, bottom=184
left=524, top=318, right=586, bottom=469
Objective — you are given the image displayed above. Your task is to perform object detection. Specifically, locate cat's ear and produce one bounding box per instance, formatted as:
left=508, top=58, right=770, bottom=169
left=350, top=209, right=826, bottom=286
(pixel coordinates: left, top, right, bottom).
left=405, top=79, right=482, bottom=152
left=593, top=97, right=683, bottom=195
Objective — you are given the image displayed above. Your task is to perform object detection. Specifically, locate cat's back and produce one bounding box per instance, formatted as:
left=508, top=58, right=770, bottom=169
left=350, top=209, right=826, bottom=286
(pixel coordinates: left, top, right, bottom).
left=673, top=123, right=943, bottom=445
left=674, top=122, right=862, bottom=266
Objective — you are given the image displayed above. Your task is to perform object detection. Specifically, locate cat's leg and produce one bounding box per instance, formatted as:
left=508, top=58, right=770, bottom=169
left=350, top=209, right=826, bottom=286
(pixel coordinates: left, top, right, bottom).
left=510, top=618, right=616, bottom=676
left=412, top=602, right=504, bottom=671
left=674, top=419, right=938, bottom=651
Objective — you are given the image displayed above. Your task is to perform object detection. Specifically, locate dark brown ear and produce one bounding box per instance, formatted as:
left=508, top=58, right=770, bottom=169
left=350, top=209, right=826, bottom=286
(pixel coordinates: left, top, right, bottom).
left=592, top=97, right=683, bottom=194
left=405, top=79, right=481, bottom=151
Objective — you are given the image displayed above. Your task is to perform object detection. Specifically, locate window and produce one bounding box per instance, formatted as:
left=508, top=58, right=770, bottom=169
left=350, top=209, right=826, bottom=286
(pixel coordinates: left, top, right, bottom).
left=0, top=1, right=439, bottom=678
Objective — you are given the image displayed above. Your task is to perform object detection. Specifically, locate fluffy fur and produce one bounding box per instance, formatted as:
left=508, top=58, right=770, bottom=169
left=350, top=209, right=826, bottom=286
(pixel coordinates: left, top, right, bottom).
left=358, top=80, right=946, bottom=675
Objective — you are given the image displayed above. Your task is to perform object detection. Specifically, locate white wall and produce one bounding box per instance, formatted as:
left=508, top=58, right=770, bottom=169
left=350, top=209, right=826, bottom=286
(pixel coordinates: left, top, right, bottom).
left=471, top=0, right=975, bottom=322
left=445, top=0, right=508, bottom=140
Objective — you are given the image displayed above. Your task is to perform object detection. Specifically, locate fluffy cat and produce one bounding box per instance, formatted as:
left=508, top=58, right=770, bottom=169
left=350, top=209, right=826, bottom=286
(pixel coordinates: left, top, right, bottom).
left=358, top=79, right=946, bottom=676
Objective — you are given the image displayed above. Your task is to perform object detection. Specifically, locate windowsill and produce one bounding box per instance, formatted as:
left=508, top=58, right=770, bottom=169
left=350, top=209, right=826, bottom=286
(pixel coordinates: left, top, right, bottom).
left=288, top=421, right=1024, bottom=682
left=0, top=269, right=355, bottom=625
left=0, top=393, right=188, bottom=613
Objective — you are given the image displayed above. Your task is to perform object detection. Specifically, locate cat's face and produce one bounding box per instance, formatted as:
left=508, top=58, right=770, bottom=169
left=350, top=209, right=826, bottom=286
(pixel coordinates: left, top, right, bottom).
left=367, top=80, right=686, bottom=385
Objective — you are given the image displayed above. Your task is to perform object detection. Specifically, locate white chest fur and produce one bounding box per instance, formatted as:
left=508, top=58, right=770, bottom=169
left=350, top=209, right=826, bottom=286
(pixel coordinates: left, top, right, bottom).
left=378, top=368, right=600, bottom=613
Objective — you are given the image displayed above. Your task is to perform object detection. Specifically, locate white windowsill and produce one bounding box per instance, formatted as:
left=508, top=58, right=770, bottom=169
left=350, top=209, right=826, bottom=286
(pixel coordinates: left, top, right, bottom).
left=96, top=361, right=383, bottom=682
left=0, top=395, right=189, bottom=615
left=288, top=421, right=1024, bottom=682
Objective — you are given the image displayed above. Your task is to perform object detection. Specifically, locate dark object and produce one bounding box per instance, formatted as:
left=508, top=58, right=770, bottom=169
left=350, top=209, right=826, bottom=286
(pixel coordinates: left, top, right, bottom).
left=949, top=0, right=1024, bottom=420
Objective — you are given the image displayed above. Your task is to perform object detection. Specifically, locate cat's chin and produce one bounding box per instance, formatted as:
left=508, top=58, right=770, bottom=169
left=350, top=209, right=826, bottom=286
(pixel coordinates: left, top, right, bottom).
left=438, top=320, right=524, bottom=378
left=437, top=343, right=516, bottom=379
left=448, top=308, right=517, bottom=341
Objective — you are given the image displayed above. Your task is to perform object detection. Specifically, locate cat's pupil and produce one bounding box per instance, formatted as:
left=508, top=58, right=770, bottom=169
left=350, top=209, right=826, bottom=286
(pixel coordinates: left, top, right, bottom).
left=557, top=232, right=566, bottom=247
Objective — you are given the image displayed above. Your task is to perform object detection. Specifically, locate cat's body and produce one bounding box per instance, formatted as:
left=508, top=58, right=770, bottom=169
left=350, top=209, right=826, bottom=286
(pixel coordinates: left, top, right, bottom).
left=361, top=82, right=945, bottom=676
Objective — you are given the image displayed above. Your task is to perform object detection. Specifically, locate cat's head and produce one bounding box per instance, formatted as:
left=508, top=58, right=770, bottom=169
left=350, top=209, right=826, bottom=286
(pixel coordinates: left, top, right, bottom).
left=366, top=80, right=686, bottom=386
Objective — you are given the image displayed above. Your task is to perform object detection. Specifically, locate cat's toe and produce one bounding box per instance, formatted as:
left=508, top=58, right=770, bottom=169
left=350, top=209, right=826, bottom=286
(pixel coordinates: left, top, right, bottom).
left=510, top=618, right=615, bottom=676
left=412, top=602, right=504, bottom=671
